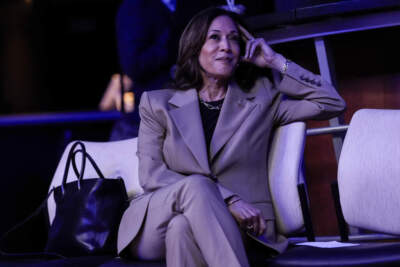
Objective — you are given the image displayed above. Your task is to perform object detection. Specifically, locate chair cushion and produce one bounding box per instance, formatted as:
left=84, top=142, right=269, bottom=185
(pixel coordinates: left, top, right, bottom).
left=338, top=109, right=400, bottom=234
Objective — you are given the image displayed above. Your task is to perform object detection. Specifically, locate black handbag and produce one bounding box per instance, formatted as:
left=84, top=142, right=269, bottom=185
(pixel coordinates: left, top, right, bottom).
left=44, top=141, right=129, bottom=257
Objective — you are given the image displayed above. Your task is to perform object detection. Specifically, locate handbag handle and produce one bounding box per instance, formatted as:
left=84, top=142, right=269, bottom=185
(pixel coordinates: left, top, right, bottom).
left=61, top=141, right=87, bottom=194
left=71, top=149, right=106, bottom=180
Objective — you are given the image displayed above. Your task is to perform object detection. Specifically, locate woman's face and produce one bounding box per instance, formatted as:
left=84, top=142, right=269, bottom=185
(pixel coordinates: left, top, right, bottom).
left=198, top=15, right=240, bottom=80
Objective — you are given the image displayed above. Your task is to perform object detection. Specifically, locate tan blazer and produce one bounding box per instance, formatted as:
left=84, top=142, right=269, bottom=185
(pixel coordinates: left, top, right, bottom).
left=117, top=62, right=346, bottom=254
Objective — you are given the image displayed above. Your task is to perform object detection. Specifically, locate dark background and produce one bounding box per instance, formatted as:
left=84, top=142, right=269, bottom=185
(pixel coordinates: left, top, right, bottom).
left=2, top=0, right=397, bottom=114
left=0, top=0, right=273, bottom=114
left=0, top=0, right=121, bottom=113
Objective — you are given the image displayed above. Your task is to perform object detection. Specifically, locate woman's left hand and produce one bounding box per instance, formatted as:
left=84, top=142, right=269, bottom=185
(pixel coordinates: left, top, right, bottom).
left=242, top=38, right=286, bottom=71
left=228, top=199, right=266, bottom=236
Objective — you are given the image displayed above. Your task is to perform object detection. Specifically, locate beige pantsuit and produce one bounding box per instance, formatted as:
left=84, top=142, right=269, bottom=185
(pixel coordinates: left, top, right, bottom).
left=129, top=175, right=248, bottom=267
left=117, top=62, right=346, bottom=266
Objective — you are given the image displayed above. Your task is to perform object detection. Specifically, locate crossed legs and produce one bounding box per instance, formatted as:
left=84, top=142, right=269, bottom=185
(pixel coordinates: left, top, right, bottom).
left=128, top=175, right=249, bottom=267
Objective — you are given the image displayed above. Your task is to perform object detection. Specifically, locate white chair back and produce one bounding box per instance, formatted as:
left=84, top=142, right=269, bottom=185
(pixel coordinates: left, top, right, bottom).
left=338, top=109, right=400, bottom=234
left=268, top=122, right=306, bottom=235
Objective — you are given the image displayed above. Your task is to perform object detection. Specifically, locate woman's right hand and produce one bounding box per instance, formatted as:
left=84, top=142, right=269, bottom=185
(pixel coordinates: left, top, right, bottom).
left=228, top=199, right=266, bottom=236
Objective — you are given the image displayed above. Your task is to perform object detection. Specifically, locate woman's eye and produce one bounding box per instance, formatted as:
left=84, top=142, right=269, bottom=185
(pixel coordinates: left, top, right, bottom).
left=209, top=34, right=220, bottom=40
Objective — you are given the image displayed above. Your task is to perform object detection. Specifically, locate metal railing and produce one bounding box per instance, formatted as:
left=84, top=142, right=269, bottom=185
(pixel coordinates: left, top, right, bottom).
left=306, top=125, right=348, bottom=136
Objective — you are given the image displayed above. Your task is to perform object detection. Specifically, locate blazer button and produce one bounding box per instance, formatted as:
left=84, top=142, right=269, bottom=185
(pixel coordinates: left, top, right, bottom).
left=300, top=75, right=305, bottom=80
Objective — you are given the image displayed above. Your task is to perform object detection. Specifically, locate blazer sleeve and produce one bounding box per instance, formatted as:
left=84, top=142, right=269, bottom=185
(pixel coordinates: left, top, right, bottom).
left=272, top=62, right=346, bottom=125
left=137, top=92, right=187, bottom=192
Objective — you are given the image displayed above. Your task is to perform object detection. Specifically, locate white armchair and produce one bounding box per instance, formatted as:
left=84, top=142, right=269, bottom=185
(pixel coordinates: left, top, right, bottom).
left=48, top=122, right=308, bottom=239
left=267, top=109, right=400, bottom=267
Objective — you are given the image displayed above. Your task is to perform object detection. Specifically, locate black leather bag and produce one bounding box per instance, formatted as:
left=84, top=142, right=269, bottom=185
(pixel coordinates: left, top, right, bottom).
left=44, top=141, right=128, bottom=257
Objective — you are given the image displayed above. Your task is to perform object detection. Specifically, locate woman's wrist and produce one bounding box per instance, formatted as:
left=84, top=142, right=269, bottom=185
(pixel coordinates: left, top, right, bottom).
left=226, top=195, right=241, bottom=206
left=270, top=53, right=289, bottom=74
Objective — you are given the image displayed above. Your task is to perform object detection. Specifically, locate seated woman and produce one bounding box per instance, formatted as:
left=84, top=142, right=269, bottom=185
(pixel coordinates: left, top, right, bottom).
left=117, top=7, right=346, bottom=267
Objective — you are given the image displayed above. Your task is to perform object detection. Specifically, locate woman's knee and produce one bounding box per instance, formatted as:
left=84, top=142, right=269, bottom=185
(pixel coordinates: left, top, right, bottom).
left=166, top=214, right=191, bottom=239
left=181, top=175, right=217, bottom=194
left=177, top=175, right=225, bottom=206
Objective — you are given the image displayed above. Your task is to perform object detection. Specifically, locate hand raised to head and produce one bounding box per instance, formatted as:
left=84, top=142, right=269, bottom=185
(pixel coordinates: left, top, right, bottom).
left=239, top=25, right=286, bottom=72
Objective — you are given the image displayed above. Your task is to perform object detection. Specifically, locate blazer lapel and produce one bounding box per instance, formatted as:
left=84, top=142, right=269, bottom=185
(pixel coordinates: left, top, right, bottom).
left=210, top=82, right=257, bottom=161
left=168, top=89, right=210, bottom=173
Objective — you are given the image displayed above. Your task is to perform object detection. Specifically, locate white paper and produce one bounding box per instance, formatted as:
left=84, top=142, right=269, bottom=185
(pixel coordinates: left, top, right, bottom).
left=296, top=241, right=360, bottom=248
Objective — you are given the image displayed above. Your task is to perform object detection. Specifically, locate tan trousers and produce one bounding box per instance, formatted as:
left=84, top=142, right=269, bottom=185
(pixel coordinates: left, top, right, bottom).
left=127, top=176, right=250, bottom=267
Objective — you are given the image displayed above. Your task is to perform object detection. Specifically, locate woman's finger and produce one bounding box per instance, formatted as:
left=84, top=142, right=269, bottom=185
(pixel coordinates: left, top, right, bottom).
left=241, top=216, right=252, bottom=229
left=246, top=215, right=259, bottom=231
left=229, top=199, right=266, bottom=235
left=244, top=38, right=256, bottom=60
left=258, top=216, right=266, bottom=236
left=248, top=39, right=262, bottom=60
left=238, top=209, right=252, bottom=228
left=238, top=24, right=254, bottom=41
left=252, top=210, right=263, bottom=234
left=242, top=209, right=259, bottom=233
left=244, top=38, right=254, bottom=60
left=251, top=216, right=260, bottom=234
left=246, top=224, right=254, bottom=232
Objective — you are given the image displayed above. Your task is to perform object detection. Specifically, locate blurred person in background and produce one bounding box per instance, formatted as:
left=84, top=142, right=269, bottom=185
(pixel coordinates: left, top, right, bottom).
left=105, top=0, right=179, bottom=140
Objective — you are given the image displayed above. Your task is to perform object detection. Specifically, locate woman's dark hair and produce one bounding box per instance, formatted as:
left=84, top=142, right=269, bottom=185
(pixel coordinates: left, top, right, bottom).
left=173, top=7, right=266, bottom=91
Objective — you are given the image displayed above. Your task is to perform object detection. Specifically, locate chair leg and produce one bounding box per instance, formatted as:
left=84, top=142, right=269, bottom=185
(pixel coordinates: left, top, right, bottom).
left=297, top=183, right=315, bottom=241
left=331, top=181, right=349, bottom=242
